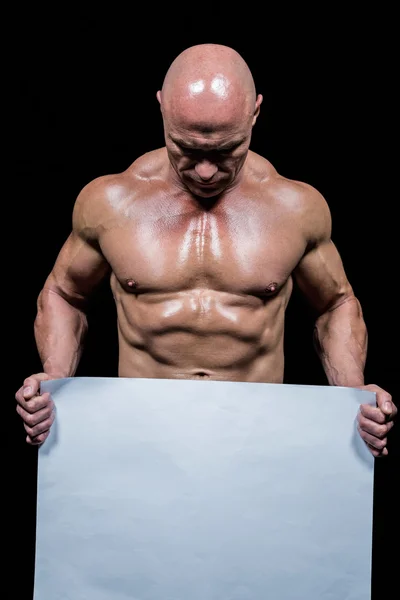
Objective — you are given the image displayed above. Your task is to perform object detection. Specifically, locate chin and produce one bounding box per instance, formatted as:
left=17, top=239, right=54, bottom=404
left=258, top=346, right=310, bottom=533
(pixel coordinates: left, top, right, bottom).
left=187, top=181, right=227, bottom=198
left=194, top=188, right=221, bottom=198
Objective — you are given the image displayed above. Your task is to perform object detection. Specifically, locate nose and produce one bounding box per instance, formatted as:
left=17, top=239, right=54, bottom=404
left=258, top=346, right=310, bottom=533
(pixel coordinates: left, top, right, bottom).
left=194, top=160, right=218, bottom=181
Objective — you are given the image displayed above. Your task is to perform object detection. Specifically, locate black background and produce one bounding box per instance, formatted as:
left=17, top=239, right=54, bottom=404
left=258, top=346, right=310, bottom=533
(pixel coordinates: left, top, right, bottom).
left=8, top=9, right=398, bottom=599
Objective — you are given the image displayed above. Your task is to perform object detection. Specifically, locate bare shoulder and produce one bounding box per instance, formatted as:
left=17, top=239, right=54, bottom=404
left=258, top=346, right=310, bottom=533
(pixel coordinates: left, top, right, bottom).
left=247, top=152, right=332, bottom=244
left=73, top=148, right=167, bottom=239
left=273, top=174, right=330, bottom=225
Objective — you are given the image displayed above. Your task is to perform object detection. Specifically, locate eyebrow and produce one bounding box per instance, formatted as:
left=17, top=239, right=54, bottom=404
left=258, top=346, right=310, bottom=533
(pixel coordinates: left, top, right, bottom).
left=170, top=136, right=245, bottom=151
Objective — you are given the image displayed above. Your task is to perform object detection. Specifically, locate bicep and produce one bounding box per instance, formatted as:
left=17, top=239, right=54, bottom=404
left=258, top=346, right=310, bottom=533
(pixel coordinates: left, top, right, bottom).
left=45, top=231, right=110, bottom=304
left=293, top=239, right=353, bottom=314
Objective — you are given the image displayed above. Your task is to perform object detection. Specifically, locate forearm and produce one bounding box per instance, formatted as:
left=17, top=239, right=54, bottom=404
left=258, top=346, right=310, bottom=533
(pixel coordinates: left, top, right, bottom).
left=313, top=296, right=367, bottom=387
left=34, top=287, right=89, bottom=379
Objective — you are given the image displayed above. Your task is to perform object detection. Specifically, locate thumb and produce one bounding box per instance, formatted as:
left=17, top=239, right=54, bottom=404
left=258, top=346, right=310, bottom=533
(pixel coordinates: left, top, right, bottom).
left=23, top=373, right=52, bottom=398
left=377, top=393, right=393, bottom=416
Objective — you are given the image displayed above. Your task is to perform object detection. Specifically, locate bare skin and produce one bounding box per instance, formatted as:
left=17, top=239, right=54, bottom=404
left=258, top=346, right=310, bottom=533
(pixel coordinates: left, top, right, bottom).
left=16, top=44, right=396, bottom=455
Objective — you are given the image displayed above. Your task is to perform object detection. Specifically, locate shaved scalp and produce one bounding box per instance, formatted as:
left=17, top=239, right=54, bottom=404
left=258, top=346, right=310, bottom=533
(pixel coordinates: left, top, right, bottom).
left=159, top=44, right=257, bottom=129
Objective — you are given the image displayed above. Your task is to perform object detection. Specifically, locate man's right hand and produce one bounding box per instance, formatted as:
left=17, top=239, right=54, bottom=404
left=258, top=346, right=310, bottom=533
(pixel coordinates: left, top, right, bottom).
left=15, top=373, right=55, bottom=445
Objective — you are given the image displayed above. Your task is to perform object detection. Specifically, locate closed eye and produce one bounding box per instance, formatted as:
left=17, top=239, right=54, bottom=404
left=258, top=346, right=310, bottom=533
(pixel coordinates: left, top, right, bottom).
left=172, top=139, right=244, bottom=155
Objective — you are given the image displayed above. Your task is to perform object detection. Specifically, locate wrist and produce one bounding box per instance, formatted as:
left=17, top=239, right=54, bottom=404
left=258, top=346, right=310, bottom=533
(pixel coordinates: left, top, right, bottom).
left=42, top=359, right=73, bottom=379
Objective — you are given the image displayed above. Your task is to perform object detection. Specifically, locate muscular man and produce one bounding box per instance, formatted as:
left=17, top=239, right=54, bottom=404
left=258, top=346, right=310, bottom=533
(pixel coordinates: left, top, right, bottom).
left=15, top=43, right=396, bottom=455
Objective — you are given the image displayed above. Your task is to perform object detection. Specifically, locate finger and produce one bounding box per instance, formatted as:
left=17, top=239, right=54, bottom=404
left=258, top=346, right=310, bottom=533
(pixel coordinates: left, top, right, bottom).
left=365, top=443, right=388, bottom=458
left=377, top=394, right=395, bottom=418
left=15, top=383, right=39, bottom=404
left=390, top=401, right=398, bottom=419
left=22, top=373, right=51, bottom=399
left=15, top=392, right=52, bottom=414
left=357, top=424, right=388, bottom=452
left=26, top=430, right=50, bottom=446
left=358, top=414, right=394, bottom=439
left=363, top=385, right=396, bottom=418
left=15, top=386, right=27, bottom=405
left=16, top=402, right=54, bottom=428
left=24, top=412, right=55, bottom=438
left=359, top=403, right=387, bottom=424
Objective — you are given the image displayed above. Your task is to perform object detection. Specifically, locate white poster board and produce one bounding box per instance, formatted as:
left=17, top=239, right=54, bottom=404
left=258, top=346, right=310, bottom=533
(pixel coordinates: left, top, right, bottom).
left=34, top=377, right=375, bottom=599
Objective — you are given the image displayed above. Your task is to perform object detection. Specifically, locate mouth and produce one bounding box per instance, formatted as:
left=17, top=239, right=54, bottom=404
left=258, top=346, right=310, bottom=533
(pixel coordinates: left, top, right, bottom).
left=181, top=173, right=228, bottom=195
left=191, top=178, right=222, bottom=187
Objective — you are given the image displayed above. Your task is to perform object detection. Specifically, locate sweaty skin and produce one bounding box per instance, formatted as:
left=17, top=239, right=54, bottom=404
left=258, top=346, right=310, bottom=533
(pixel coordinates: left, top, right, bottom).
left=16, top=44, right=396, bottom=454
left=46, top=150, right=350, bottom=384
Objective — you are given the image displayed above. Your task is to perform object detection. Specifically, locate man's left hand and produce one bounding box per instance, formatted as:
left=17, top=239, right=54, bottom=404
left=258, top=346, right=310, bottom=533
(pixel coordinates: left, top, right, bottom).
left=358, top=384, right=397, bottom=457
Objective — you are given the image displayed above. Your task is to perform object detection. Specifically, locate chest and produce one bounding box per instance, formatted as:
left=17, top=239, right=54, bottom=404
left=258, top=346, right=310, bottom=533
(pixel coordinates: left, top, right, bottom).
left=101, top=209, right=306, bottom=295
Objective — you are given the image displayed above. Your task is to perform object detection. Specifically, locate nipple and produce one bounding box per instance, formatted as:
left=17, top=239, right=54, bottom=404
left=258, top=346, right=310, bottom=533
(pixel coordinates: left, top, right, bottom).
left=126, top=279, right=137, bottom=289
left=265, top=282, right=278, bottom=293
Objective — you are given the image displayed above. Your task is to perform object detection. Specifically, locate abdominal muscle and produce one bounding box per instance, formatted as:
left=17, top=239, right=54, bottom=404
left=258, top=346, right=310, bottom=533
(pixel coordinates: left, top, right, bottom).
left=115, top=287, right=287, bottom=383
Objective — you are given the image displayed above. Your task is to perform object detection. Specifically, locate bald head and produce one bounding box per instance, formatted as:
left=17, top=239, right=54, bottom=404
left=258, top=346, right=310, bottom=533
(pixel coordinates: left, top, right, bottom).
left=158, top=45, right=263, bottom=198
left=158, top=44, right=259, bottom=130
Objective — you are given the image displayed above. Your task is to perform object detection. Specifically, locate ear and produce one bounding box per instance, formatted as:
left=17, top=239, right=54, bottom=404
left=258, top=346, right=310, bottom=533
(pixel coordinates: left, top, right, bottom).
left=156, top=90, right=162, bottom=105
left=252, top=94, right=263, bottom=126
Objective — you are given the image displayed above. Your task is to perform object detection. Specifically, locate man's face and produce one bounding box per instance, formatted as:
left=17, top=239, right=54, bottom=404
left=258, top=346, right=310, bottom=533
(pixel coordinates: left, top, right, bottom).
left=164, top=120, right=252, bottom=198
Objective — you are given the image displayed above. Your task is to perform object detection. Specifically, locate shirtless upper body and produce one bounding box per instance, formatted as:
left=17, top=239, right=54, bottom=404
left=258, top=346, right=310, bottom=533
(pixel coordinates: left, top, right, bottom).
left=44, top=148, right=348, bottom=384
left=15, top=43, right=396, bottom=454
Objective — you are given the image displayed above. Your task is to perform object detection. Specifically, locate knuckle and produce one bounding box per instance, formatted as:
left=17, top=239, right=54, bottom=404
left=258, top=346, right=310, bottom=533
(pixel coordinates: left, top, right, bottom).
left=26, top=421, right=46, bottom=438
left=41, top=419, right=53, bottom=434
left=25, top=413, right=37, bottom=427
left=43, top=406, right=53, bottom=419
left=31, top=436, right=42, bottom=445
left=42, top=418, right=52, bottom=430
left=375, top=424, right=388, bottom=438
left=358, top=415, right=367, bottom=429
left=24, top=424, right=35, bottom=436
left=35, top=397, right=48, bottom=412
left=375, top=438, right=387, bottom=450
left=23, top=401, right=36, bottom=414
left=371, top=409, right=385, bottom=424
left=34, top=432, right=48, bottom=445
left=358, top=428, right=367, bottom=441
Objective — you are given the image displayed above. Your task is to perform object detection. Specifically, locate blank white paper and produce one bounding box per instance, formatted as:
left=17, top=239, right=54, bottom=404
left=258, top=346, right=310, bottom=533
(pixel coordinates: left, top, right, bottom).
left=34, top=377, right=375, bottom=600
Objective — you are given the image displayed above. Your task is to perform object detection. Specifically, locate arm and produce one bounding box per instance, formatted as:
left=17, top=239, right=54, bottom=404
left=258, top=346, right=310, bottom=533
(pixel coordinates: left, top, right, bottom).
left=292, top=185, right=366, bottom=386
left=35, top=183, right=110, bottom=378
left=293, top=184, right=396, bottom=455
left=15, top=177, right=111, bottom=444
left=294, top=234, right=367, bottom=387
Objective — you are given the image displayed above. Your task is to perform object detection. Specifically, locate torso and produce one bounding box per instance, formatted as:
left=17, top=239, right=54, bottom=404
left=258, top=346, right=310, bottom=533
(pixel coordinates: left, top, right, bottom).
left=94, top=149, right=311, bottom=382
